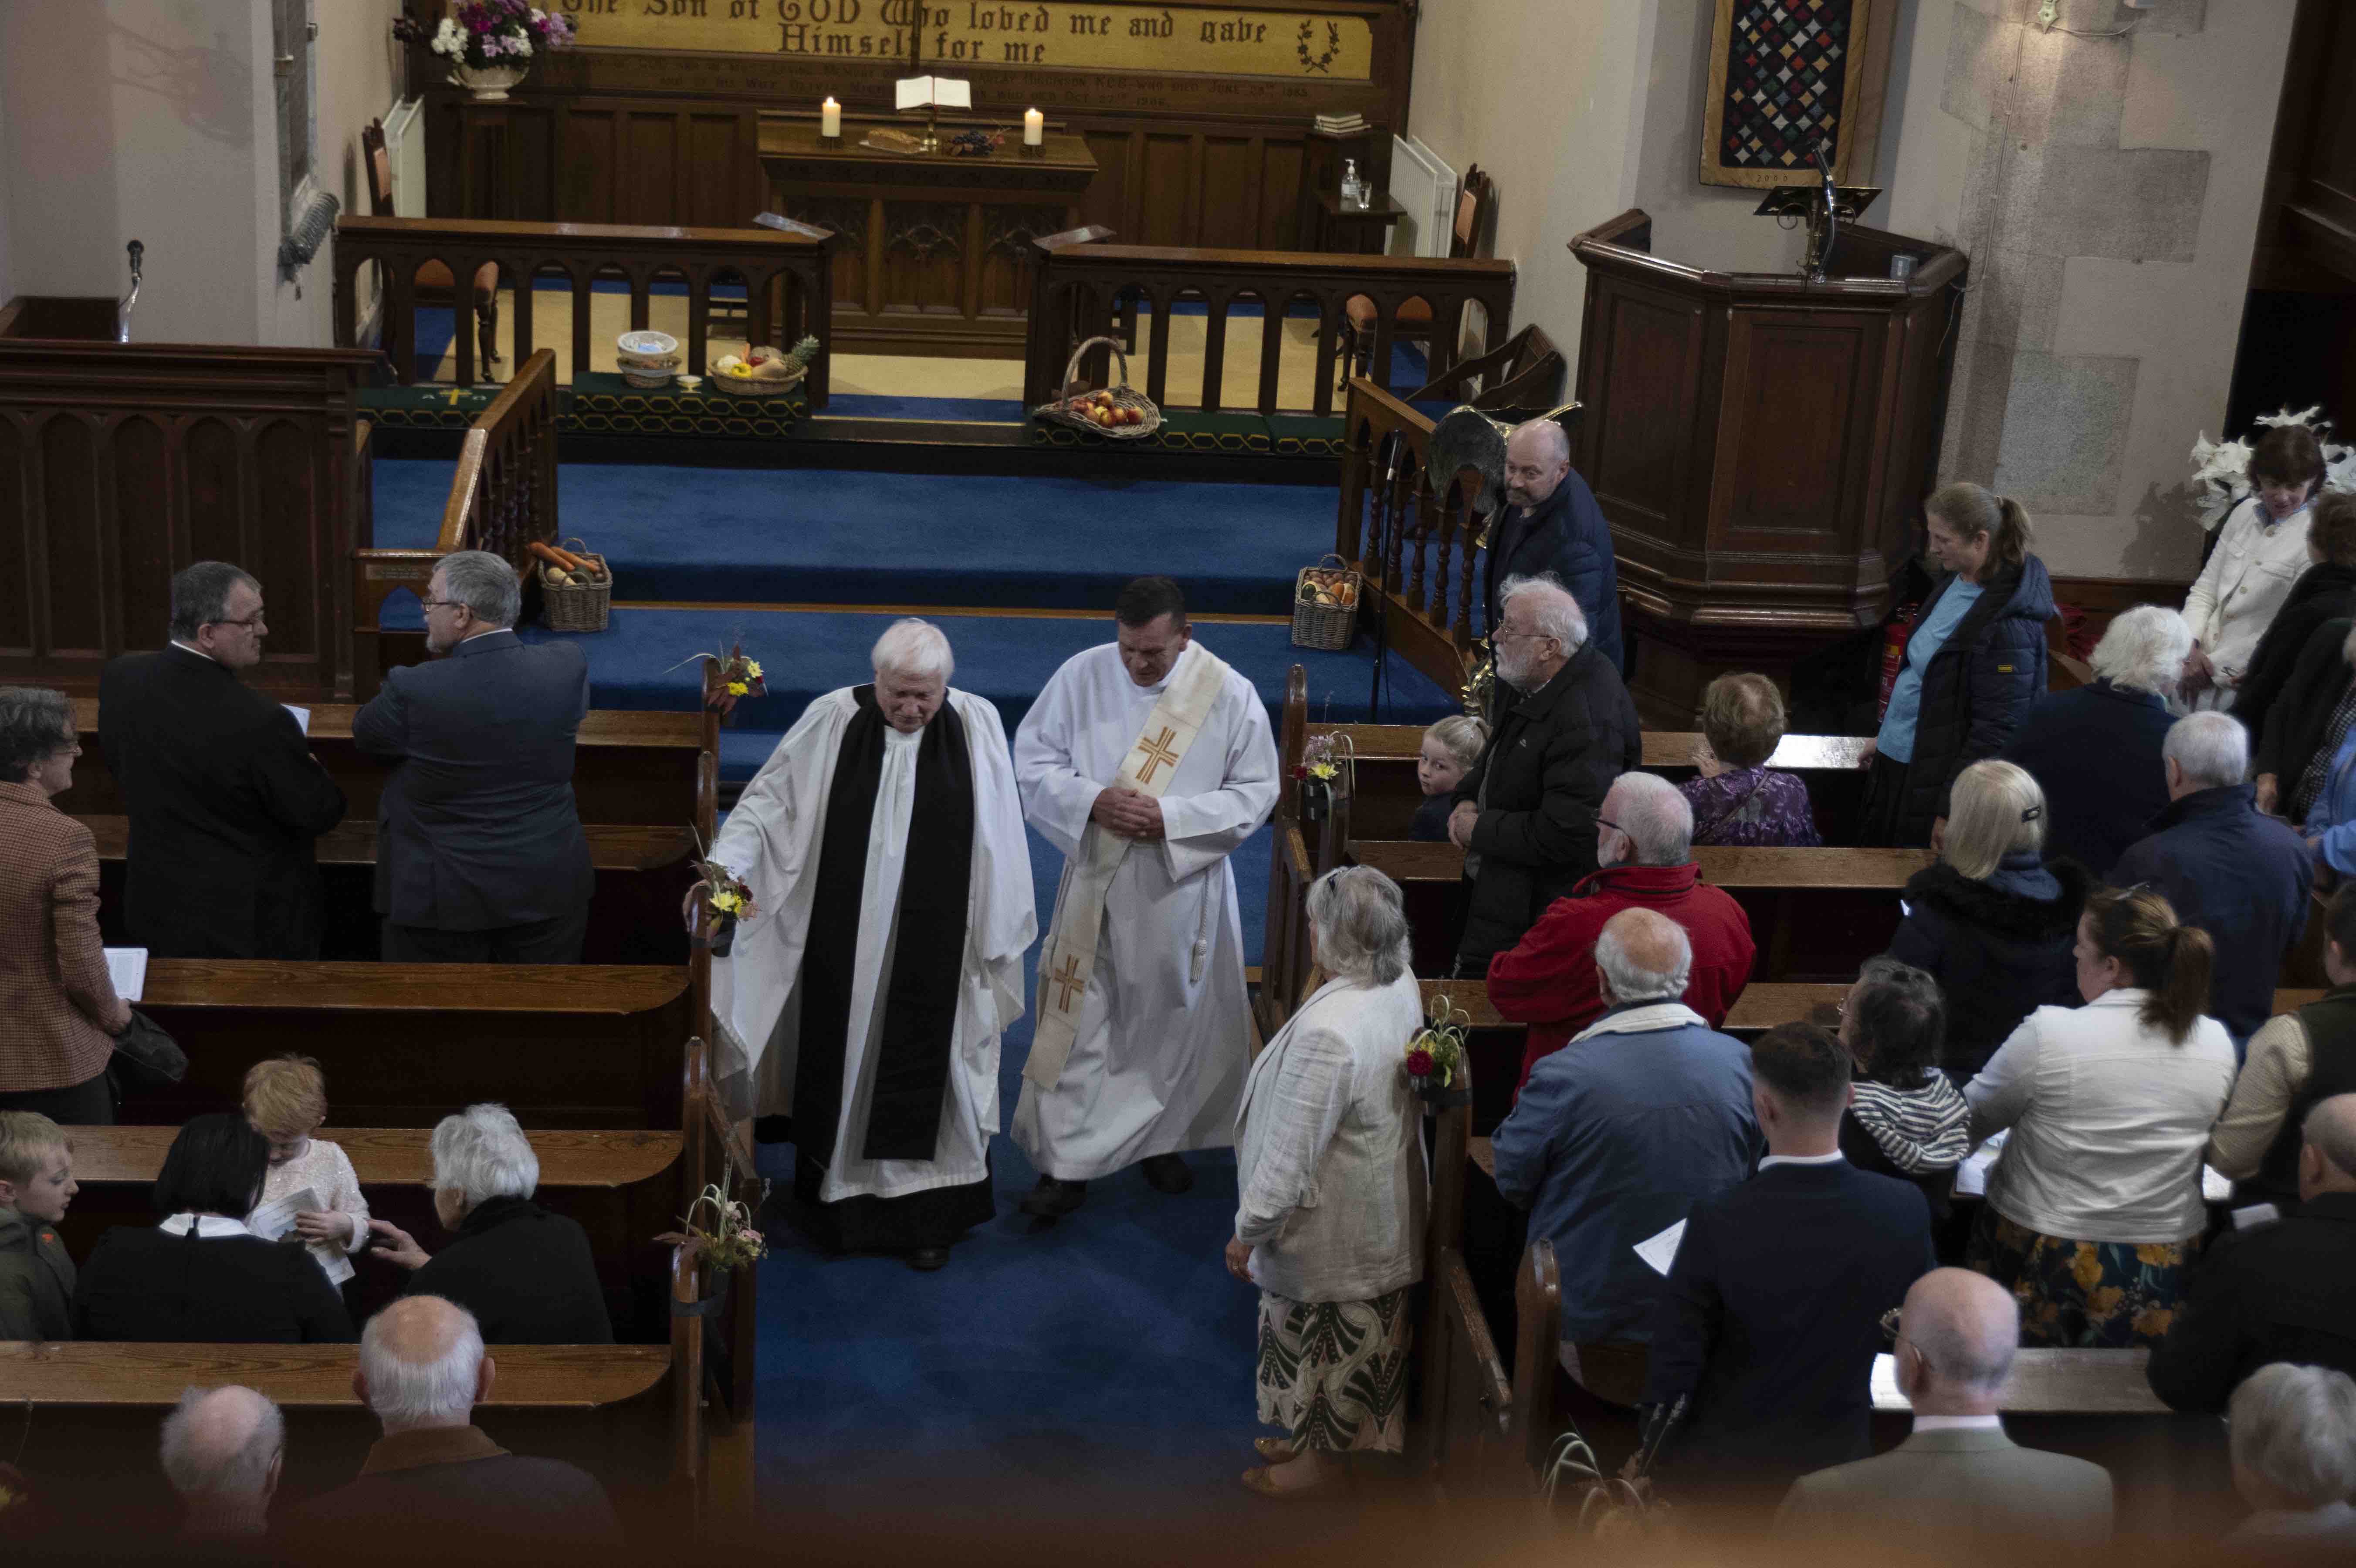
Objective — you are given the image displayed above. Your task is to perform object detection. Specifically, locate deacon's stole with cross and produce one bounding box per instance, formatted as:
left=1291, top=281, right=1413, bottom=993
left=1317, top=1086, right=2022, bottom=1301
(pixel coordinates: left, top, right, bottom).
left=1025, top=642, right=1235, bottom=1090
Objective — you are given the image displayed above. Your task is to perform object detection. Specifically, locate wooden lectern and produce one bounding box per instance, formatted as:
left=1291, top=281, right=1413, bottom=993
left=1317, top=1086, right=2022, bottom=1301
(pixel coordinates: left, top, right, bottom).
left=1567, top=209, right=1967, bottom=727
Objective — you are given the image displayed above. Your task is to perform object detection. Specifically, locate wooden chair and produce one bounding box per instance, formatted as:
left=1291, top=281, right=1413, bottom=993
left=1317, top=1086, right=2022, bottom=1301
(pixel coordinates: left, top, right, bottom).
left=1340, top=165, right=1496, bottom=388
left=1405, top=322, right=1567, bottom=410
left=362, top=118, right=499, bottom=380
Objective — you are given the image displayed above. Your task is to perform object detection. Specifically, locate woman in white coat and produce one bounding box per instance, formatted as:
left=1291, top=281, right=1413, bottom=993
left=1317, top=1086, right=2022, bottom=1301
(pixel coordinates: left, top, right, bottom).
left=1226, top=865, right=1425, bottom=1499
left=2184, top=423, right=2328, bottom=709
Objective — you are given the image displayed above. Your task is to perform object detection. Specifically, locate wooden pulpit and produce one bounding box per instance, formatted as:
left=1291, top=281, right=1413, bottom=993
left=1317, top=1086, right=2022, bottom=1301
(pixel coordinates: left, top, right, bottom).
left=1567, top=209, right=1967, bottom=726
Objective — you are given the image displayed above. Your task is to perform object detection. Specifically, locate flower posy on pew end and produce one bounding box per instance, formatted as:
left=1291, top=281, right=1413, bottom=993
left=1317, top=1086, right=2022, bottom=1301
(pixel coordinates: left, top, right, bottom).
left=394, top=1, right=576, bottom=68
left=1405, top=991, right=1469, bottom=1095
left=657, top=1182, right=768, bottom=1272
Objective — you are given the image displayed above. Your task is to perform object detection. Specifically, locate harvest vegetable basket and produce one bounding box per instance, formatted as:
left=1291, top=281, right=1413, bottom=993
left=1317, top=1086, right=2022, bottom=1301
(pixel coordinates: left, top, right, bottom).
left=531, top=537, right=612, bottom=632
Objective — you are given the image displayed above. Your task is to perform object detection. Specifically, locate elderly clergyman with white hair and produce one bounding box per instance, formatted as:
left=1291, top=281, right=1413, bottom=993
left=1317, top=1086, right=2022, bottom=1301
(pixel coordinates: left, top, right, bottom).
left=1489, top=908, right=1757, bottom=1406
left=1777, top=1267, right=2113, bottom=1543
left=703, top=618, right=1034, bottom=1270
left=2113, top=711, right=2315, bottom=1047
left=1482, top=416, right=1623, bottom=684
left=159, top=1384, right=284, bottom=1541
left=368, top=1103, right=612, bottom=1342
left=1447, top=572, right=1641, bottom=977
left=1999, top=603, right=2191, bottom=878
left=1488, top=770, right=1755, bottom=1090
left=284, top=1295, right=622, bottom=1552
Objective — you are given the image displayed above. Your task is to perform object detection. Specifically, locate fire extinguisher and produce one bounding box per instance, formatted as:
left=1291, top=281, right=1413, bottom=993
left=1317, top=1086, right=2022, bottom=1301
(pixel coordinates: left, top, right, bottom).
left=1876, top=602, right=1922, bottom=724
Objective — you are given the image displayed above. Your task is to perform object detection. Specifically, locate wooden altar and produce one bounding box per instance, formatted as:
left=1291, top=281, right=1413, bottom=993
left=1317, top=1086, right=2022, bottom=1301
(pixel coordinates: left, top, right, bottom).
left=1567, top=210, right=1967, bottom=727
left=759, top=119, right=1095, bottom=358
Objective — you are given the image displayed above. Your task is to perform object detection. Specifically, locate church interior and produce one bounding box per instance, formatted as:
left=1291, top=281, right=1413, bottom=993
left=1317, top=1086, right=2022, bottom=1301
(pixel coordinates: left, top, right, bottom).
left=5, top=0, right=2356, bottom=1559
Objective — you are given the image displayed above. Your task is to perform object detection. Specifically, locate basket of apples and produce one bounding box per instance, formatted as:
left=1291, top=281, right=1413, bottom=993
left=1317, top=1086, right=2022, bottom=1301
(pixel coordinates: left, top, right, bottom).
left=1033, top=335, right=1161, bottom=441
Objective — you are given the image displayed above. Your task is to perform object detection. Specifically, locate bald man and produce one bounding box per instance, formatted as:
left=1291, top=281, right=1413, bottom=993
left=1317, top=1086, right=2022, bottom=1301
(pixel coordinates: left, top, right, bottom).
left=1483, top=419, right=1622, bottom=685
left=2150, top=1092, right=2356, bottom=1410
left=1777, top=1268, right=2113, bottom=1542
left=159, top=1385, right=284, bottom=1541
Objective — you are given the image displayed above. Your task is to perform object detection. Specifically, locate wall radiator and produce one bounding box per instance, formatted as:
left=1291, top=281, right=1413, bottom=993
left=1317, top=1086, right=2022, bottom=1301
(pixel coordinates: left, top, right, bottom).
left=1387, top=135, right=1459, bottom=260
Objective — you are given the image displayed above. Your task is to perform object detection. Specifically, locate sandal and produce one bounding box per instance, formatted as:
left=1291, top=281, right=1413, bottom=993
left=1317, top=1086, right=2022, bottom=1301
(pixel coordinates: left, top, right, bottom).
left=1253, top=1437, right=1298, bottom=1463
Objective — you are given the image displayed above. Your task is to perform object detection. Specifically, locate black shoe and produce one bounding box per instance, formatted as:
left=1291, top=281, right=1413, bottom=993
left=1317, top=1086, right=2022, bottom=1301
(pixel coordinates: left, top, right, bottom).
left=1019, top=1176, right=1088, bottom=1219
left=1141, top=1153, right=1194, bottom=1194
left=908, top=1247, right=950, bottom=1271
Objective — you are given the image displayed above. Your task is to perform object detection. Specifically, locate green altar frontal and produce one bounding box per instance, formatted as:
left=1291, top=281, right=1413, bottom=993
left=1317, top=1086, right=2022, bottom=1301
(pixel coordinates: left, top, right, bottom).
left=360, top=373, right=808, bottom=439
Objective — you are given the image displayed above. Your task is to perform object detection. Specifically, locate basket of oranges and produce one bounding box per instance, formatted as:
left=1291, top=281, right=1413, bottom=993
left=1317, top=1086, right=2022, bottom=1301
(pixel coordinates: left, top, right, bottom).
left=1291, top=554, right=1362, bottom=651
left=1033, top=335, right=1161, bottom=440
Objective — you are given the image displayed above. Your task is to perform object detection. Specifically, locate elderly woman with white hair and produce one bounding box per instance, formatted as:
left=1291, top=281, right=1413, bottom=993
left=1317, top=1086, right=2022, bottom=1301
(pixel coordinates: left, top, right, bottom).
left=1999, top=604, right=2191, bottom=877
left=366, top=1103, right=613, bottom=1344
left=1228, top=866, right=1425, bottom=1498
left=2223, top=1363, right=2356, bottom=1548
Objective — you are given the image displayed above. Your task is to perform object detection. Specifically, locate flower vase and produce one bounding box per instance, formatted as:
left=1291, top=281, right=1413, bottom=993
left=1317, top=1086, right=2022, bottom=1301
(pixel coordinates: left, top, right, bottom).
left=1414, top=1078, right=1474, bottom=1108
left=451, top=64, right=528, bottom=101
left=1298, top=776, right=1330, bottom=824
left=706, top=913, right=737, bottom=957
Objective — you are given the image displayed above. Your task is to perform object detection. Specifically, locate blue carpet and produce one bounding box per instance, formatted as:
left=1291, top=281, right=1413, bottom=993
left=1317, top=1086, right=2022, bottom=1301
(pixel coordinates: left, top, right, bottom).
left=372, top=460, right=1330, bottom=615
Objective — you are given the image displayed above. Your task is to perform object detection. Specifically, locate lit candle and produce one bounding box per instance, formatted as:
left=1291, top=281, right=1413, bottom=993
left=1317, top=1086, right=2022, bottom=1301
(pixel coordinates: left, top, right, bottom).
left=1024, top=108, right=1044, bottom=146
left=821, top=97, right=841, bottom=138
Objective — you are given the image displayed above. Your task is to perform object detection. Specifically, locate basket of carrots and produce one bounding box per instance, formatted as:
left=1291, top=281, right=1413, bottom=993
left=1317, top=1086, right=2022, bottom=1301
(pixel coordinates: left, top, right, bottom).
left=527, top=538, right=612, bottom=632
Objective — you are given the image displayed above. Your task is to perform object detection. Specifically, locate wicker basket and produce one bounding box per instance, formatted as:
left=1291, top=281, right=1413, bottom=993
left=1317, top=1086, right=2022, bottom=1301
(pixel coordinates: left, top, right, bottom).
left=707, top=361, right=807, bottom=399
left=1291, top=554, right=1362, bottom=650
left=540, top=537, right=612, bottom=632
left=1032, top=336, right=1161, bottom=440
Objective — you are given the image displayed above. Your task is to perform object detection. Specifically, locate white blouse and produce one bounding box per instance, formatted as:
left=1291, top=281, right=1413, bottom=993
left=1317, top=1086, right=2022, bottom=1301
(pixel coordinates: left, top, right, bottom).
left=2183, top=494, right=2314, bottom=703
left=256, top=1139, right=369, bottom=1286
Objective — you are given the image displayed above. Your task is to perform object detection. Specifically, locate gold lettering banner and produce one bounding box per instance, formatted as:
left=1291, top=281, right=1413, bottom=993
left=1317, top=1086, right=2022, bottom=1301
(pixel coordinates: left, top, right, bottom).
left=552, top=0, right=1373, bottom=81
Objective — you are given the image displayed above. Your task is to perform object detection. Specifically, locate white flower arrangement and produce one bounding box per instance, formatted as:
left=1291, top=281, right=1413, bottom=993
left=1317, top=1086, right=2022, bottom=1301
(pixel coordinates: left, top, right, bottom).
left=2187, top=406, right=2356, bottom=533
left=396, top=2, right=574, bottom=71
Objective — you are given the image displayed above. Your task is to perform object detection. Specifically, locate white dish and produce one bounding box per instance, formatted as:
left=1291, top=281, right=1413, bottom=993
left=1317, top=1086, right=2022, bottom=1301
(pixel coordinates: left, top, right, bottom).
left=616, top=329, right=679, bottom=357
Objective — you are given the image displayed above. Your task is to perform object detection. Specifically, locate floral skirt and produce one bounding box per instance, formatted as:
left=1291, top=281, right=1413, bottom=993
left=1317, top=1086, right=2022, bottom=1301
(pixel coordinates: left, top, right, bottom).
left=1255, top=1287, right=1412, bottom=1454
left=1967, top=1207, right=2200, bottom=1349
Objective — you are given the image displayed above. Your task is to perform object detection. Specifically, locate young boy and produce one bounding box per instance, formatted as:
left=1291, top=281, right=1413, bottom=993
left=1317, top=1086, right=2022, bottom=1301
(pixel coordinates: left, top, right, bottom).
left=0, top=1111, right=79, bottom=1340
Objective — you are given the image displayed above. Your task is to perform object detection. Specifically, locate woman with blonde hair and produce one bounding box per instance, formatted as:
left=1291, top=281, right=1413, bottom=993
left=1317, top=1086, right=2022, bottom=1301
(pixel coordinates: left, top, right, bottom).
left=1885, top=760, right=2089, bottom=1081
left=1963, top=885, right=2235, bottom=1348
left=1862, top=483, right=2053, bottom=846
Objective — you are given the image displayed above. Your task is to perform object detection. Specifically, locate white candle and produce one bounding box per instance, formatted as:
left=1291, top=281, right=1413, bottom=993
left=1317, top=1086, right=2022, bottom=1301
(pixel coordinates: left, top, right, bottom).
left=821, top=98, right=841, bottom=138
left=1024, top=108, right=1044, bottom=146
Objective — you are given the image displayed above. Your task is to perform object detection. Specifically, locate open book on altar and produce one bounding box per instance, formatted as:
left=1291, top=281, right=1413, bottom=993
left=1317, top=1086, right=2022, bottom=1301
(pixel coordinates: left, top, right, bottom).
left=894, top=75, right=971, bottom=111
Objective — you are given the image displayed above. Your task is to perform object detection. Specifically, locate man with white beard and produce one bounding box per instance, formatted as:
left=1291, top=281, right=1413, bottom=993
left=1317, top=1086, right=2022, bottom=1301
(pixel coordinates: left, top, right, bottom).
left=1011, top=577, right=1280, bottom=1218
left=701, top=619, right=1036, bottom=1271
left=1449, top=572, right=1642, bottom=978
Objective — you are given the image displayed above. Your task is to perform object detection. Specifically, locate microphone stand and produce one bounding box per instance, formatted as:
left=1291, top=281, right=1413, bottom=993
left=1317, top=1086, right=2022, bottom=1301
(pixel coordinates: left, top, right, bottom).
left=1365, top=432, right=1403, bottom=720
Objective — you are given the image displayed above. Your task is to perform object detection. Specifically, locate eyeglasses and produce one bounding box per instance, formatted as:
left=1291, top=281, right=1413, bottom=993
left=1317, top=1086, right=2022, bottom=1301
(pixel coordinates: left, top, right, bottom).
left=1493, top=629, right=1558, bottom=646
left=417, top=598, right=465, bottom=614
left=1597, top=817, right=1623, bottom=835
left=208, top=610, right=267, bottom=629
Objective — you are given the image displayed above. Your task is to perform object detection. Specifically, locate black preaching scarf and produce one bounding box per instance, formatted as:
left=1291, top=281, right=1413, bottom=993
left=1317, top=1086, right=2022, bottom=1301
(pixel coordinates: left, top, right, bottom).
left=792, top=686, right=976, bottom=1168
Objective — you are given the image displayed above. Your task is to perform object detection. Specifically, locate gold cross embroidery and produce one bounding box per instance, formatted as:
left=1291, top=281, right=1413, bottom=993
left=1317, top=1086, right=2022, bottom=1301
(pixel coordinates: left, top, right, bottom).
left=1134, top=726, right=1181, bottom=786
left=1047, top=952, right=1087, bottom=1010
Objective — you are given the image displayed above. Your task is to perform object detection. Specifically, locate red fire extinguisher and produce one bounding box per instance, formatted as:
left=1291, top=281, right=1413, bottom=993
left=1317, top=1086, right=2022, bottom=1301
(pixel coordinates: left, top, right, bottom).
left=1876, top=602, right=1922, bottom=723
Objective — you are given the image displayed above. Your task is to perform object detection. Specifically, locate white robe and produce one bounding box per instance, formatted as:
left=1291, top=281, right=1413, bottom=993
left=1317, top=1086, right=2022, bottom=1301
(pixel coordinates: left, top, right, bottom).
left=1010, top=641, right=1280, bottom=1179
left=709, top=687, right=1035, bottom=1203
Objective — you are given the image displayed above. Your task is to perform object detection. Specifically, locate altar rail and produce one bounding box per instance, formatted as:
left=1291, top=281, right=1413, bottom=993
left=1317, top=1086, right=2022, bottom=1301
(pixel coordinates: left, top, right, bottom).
left=351, top=349, right=559, bottom=698
left=332, top=213, right=836, bottom=404
left=1022, top=239, right=1516, bottom=418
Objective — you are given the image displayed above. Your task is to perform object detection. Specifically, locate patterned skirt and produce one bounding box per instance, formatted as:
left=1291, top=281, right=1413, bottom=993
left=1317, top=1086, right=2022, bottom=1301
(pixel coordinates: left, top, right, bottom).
left=1255, top=1287, right=1413, bottom=1454
left=1967, top=1207, right=2201, bottom=1349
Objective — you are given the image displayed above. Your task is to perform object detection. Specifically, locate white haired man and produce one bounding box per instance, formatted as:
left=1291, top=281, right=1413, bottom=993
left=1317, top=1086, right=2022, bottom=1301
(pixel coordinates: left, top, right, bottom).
left=1777, top=1268, right=2113, bottom=1542
left=159, top=1384, right=285, bottom=1541
left=2112, top=711, right=2314, bottom=1049
left=697, top=618, right=1035, bottom=1268
left=285, top=1295, right=620, bottom=1552
left=2221, top=1362, right=2356, bottom=1548
left=1488, top=771, right=1755, bottom=1090
left=1998, top=604, right=2190, bottom=878
left=1447, top=572, right=1642, bottom=976
left=1011, top=576, right=1279, bottom=1218
left=1483, top=418, right=1623, bottom=683
left=1489, top=909, right=1757, bottom=1406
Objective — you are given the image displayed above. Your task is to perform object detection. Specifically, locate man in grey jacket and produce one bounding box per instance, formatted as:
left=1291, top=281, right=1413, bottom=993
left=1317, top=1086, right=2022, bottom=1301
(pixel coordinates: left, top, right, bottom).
left=354, top=551, right=594, bottom=963
left=1777, top=1267, right=2113, bottom=1543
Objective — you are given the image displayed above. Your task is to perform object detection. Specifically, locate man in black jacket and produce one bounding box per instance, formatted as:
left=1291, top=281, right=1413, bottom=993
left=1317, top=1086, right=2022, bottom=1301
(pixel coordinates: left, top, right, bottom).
left=97, top=562, right=347, bottom=958
left=1643, top=1022, right=1936, bottom=1508
left=2148, top=1094, right=2356, bottom=1412
left=1482, top=419, right=1623, bottom=682
left=354, top=550, right=594, bottom=964
left=1448, top=573, right=1641, bottom=974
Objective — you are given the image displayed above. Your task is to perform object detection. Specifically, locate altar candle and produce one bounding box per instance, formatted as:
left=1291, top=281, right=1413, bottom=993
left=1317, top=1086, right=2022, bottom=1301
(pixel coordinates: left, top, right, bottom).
left=1024, top=108, right=1044, bottom=146
left=821, top=98, right=841, bottom=138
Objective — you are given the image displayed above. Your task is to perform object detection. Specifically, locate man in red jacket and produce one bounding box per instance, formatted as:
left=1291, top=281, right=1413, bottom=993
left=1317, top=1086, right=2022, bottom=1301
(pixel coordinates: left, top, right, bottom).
left=1488, top=771, right=1756, bottom=1090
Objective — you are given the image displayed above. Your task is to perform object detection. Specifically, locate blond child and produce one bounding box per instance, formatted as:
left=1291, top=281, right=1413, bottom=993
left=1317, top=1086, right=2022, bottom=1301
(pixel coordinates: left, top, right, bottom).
left=0, top=1110, right=78, bottom=1340
left=1412, top=714, right=1489, bottom=841
left=243, top=1055, right=369, bottom=1287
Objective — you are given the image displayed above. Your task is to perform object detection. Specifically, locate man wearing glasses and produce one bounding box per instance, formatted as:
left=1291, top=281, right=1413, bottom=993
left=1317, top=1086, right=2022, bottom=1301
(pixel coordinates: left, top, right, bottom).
left=355, top=551, right=593, bottom=964
left=98, top=561, right=348, bottom=958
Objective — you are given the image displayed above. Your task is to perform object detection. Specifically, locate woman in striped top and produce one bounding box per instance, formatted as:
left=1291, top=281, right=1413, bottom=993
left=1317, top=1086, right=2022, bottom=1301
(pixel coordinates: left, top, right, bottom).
left=1836, top=956, right=1970, bottom=1222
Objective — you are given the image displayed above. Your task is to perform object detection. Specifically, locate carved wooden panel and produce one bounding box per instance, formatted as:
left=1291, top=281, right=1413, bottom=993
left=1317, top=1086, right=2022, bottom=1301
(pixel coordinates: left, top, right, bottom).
left=1582, top=281, right=1709, bottom=540
left=1715, top=312, right=1874, bottom=554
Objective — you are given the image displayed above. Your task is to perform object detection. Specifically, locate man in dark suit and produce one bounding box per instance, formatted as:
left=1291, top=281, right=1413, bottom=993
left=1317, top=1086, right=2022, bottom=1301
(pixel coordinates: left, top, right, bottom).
left=283, top=1294, right=621, bottom=1556
left=354, top=550, right=593, bottom=964
left=97, top=561, right=346, bottom=958
left=1483, top=418, right=1622, bottom=679
left=1642, top=1021, right=1937, bottom=1508
left=2148, top=1093, right=2356, bottom=1411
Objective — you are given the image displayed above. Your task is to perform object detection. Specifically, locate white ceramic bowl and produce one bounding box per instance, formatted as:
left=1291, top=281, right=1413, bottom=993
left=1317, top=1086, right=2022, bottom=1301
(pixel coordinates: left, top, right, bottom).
left=616, top=329, right=679, bottom=358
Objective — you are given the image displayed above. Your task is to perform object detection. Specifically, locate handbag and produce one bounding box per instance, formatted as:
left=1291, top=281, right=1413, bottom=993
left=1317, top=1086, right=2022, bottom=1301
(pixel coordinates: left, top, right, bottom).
left=108, top=1007, right=188, bottom=1094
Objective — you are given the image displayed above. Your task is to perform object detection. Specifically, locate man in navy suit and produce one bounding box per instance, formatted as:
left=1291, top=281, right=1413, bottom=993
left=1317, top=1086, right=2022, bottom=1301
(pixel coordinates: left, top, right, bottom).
left=1642, top=1020, right=1937, bottom=1508
left=354, top=551, right=593, bottom=964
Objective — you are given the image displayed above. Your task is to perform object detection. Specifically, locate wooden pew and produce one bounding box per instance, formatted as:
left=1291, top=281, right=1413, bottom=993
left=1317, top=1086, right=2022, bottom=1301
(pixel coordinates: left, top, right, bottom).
left=119, top=960, right=694, bottom=1130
